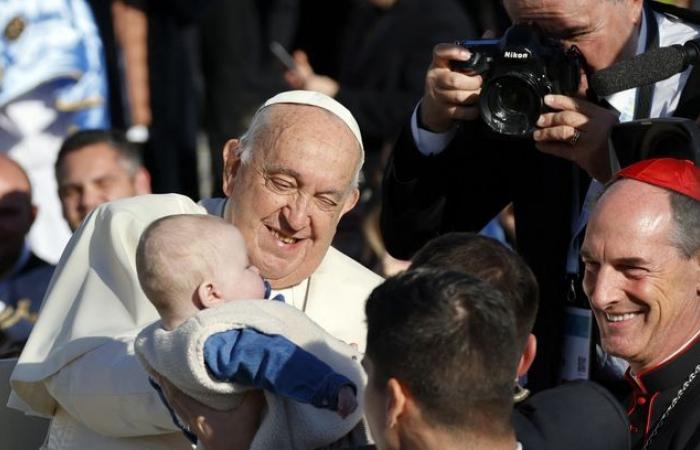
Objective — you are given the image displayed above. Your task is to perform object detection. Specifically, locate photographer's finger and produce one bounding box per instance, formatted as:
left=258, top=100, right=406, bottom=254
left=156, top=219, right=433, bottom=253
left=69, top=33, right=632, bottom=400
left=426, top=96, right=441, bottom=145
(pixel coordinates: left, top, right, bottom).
left=544, top=94, right=600, bottom=116
left=452, top=105, right=480, bottom=121
left=434, top=86, right=480, bottom=105
left=537, top=110, right=588, bottom=129
left=533, top=125, right=578, bottom=143
left=433, top=70, right=483, bottom=91
left=432, top=43, right=470, bottom=68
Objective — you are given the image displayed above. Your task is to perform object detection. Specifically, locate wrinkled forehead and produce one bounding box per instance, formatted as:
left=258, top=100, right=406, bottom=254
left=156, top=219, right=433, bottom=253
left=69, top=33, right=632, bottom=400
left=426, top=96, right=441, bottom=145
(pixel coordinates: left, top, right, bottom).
left=254, top=106, right=362, bottom=177
left=504, top=0, right=595, bottom=33
left=262, top=104, right=360, bottom=147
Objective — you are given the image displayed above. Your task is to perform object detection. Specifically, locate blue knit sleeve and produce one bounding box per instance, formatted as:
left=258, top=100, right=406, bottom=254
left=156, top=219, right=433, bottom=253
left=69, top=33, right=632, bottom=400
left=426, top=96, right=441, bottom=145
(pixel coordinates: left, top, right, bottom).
left=203, top=329, right=356, bottom=410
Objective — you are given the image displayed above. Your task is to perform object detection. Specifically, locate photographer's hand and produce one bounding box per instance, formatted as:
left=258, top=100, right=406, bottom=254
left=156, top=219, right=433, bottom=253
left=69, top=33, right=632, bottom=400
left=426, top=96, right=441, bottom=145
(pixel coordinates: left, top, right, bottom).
left=533, top=94, right=619, bottom=182
left=283, top=50, right=339, bottom=97
left=420, top=43, right=482, bottom=132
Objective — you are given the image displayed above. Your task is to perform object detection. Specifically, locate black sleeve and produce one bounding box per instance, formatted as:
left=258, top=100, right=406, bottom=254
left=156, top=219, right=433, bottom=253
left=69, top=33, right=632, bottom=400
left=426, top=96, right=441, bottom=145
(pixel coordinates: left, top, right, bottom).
left=380, top=119, right=525, bottom=259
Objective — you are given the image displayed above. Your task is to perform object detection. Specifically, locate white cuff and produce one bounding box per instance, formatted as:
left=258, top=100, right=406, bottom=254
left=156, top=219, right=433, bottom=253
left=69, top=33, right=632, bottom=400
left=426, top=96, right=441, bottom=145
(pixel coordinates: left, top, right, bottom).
left=410, top=104, right=457, bottom=156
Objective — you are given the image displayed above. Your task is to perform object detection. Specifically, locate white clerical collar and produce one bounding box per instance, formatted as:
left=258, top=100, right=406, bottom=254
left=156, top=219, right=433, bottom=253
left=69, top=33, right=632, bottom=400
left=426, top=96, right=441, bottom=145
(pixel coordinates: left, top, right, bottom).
left=270, top=278, right=310, bottom=311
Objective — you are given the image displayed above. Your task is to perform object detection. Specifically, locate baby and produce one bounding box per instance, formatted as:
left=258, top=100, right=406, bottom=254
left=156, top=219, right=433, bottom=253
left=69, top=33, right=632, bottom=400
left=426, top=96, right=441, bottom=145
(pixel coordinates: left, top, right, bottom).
left=134, top=214, right=364, bottom=450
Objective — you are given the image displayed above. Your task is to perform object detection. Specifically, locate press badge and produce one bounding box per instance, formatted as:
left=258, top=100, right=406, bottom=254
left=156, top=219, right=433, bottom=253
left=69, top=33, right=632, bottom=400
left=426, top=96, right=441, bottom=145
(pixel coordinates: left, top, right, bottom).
left=560, top=306, right=593, bottom=381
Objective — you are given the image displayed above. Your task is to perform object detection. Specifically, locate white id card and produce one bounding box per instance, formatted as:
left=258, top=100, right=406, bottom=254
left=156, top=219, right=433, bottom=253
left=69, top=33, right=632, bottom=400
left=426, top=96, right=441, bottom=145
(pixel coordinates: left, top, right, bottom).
left=560, top=306, right=593, bottom=381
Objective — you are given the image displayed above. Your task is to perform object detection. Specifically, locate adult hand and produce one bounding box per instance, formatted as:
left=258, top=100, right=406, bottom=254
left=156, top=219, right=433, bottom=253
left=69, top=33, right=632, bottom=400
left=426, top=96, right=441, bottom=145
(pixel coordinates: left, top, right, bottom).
left=420, top=43, right=483, bottom=132
left=533, top=94, right=619, bottom=182
left=283, top=50, right=339, bottom=97
left=154, top=374, right=265, bottom=450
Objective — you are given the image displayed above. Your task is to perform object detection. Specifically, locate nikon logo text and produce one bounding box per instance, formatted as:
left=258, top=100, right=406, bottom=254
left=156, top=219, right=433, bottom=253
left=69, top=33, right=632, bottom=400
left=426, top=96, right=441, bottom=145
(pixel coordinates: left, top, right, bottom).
left=504, top=51, right=528, bottom=59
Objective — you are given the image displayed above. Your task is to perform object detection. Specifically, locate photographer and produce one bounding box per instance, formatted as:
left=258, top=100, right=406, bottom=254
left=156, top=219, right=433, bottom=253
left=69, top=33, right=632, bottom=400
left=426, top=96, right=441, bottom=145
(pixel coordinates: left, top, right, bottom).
left=381, top=0, right=700, bottom=390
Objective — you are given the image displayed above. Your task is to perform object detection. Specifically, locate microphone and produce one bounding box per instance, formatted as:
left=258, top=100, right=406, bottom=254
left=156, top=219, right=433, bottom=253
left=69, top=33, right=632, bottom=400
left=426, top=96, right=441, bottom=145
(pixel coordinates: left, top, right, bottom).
left=589, top=39, right=700, bottom=97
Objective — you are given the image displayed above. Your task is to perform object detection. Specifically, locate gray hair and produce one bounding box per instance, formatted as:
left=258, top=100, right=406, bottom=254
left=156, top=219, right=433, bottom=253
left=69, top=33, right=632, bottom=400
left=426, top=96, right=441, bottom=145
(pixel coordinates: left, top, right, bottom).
left=669, top=191, right=700, bottom=258
left=235, top=106, right=364, bottom=189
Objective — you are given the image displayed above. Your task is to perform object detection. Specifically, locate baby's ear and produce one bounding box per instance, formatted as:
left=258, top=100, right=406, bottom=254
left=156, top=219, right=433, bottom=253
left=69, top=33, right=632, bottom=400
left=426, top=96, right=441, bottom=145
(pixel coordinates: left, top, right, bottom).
left=196, top=281, right=224, bottom=309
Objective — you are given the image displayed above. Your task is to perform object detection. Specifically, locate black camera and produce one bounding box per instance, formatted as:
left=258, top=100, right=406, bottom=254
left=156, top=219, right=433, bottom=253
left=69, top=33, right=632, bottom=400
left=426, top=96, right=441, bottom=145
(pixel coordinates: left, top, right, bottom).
left=451, top=24, right=583, bottom=137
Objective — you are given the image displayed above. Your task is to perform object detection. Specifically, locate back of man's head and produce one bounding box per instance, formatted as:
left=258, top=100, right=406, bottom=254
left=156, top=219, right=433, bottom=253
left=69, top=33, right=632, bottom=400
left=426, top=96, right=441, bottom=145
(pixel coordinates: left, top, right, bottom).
left=365, top=268, right=518, bottom=436
left=411, top=233, right=539, bottom=350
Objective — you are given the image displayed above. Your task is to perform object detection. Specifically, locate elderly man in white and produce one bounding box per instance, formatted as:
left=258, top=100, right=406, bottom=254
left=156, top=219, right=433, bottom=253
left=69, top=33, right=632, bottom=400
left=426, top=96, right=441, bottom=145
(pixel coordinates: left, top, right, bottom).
left=9, top=91, right=382, bottom=449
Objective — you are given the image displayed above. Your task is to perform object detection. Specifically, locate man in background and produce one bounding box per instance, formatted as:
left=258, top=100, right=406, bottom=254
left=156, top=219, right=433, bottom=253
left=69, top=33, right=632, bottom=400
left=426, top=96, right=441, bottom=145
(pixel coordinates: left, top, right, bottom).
left=0, top=155, right=54, bottom=357
left=55, top=129, right=151, bottom=232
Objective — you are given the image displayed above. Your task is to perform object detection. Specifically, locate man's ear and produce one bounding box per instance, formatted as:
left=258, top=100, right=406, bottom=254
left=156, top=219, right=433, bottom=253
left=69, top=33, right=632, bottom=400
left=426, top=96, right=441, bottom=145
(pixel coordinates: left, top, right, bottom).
left=517, top=333, right=538, bottom=378
left=340, top=188, right=360, bottom=218
left=222, top=139, right=242, bottom=196
left=134, top=167, right=152, bottom=195
left=29, top=204, right=37, bottom=226
left=196, top=281, right=225, bottom=309
left=385, top=377, right=407, bottom=429
left=627, top=0, right=644, bottom=24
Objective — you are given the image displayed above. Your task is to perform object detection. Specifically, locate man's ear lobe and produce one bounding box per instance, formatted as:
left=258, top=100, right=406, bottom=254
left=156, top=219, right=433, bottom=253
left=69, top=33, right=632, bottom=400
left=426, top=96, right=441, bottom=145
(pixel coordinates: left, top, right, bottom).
left=517, top=334, right=538, bottom=378
left=134, top=167, right=152, bottom=195
left=340, top=188, right=360, bottom=217
left=385, top=378, right=407, bottom=429
left=222, top=139, right=242, bottom=196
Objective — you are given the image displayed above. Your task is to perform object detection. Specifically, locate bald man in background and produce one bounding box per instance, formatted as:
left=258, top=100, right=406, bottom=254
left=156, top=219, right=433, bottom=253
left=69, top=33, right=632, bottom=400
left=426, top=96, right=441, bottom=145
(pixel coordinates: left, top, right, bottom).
left=0, top=155, right=54, bottom=357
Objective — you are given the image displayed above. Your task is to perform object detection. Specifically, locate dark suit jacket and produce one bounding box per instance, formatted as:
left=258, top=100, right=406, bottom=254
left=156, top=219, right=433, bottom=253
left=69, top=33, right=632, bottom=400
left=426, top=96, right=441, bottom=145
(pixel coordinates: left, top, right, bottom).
left=514, top=381, right=630, bottom=450
left=334, top=0, right=477, bottom=154
left=380, top=1, right=700, bottom=391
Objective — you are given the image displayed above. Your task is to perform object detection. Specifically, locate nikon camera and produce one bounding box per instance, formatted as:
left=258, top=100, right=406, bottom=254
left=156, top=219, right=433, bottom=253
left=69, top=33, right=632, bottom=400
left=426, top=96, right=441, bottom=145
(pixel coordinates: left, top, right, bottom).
left=451, top=24, right=583, bottom=137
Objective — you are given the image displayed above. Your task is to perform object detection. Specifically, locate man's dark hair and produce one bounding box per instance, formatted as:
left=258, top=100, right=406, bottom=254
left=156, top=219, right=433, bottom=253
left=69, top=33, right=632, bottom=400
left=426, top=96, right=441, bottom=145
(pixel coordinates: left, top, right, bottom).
left=410, top=233, right=539, bottom=350
left=365, top=268, right=518, bottom=434
left=55, top=129, right=143, bottom=177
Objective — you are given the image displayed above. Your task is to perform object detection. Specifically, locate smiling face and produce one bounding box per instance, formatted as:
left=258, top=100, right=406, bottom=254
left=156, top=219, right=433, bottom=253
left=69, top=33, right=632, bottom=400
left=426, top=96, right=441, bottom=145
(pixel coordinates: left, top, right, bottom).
left=57, top=143, right=150, bottom=231
left=581, top=180, right=700, bottom=372
left=222, top=105, right=361, bottom=289
left=503, top=0, right=642, bottom=73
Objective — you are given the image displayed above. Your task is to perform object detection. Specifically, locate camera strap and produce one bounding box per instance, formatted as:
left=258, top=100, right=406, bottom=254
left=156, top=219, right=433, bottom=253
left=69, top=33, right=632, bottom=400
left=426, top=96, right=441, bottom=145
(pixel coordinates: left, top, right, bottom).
left=634, top=3, right=660, bottom=120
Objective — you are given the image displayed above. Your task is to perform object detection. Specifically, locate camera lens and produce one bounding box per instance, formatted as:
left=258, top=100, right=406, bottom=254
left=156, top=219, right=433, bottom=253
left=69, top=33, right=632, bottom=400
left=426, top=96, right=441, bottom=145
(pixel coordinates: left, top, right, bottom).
left=480, top=72, right=547, bottom=137
left=497, top=80, right=533, bottom=113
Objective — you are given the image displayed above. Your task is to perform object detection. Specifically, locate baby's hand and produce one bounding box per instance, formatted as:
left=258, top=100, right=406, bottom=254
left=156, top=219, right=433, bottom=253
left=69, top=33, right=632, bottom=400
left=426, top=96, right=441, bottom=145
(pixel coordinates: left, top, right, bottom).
left=336, top=385, right=357, bottom=418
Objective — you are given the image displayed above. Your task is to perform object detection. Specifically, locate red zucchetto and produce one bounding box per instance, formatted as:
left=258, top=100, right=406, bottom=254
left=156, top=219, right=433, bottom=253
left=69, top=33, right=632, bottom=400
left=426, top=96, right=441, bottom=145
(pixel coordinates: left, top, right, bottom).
left=616, top=158, right=700, bottom=201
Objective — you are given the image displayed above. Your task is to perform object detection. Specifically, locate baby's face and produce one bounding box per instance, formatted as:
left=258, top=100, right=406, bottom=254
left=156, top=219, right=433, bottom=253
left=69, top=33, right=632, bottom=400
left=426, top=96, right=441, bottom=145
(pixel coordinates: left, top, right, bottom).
left=216, top=229, right=266, bottom=302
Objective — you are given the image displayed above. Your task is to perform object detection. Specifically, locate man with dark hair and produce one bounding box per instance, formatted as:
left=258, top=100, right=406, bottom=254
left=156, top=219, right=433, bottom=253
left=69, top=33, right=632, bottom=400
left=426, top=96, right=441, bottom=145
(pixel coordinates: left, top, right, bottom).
left=363, top=268, right=520, bottom=450
left=55, top=129, right=151, bottom=231
left=410, top=232, right=630, bottom=450
left=581, top=158, right=700, bottom=450
left=411, top=232, right=538, bottom=352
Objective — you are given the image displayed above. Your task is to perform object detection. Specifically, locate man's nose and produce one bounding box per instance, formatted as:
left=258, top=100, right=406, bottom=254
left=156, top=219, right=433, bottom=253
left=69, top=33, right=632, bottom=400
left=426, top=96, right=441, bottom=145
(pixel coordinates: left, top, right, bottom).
left=283, top=193, right=311, bottom=230
left=79, top=185, right=106, bottom=216
left=584, top=266, right=621, bottom=310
